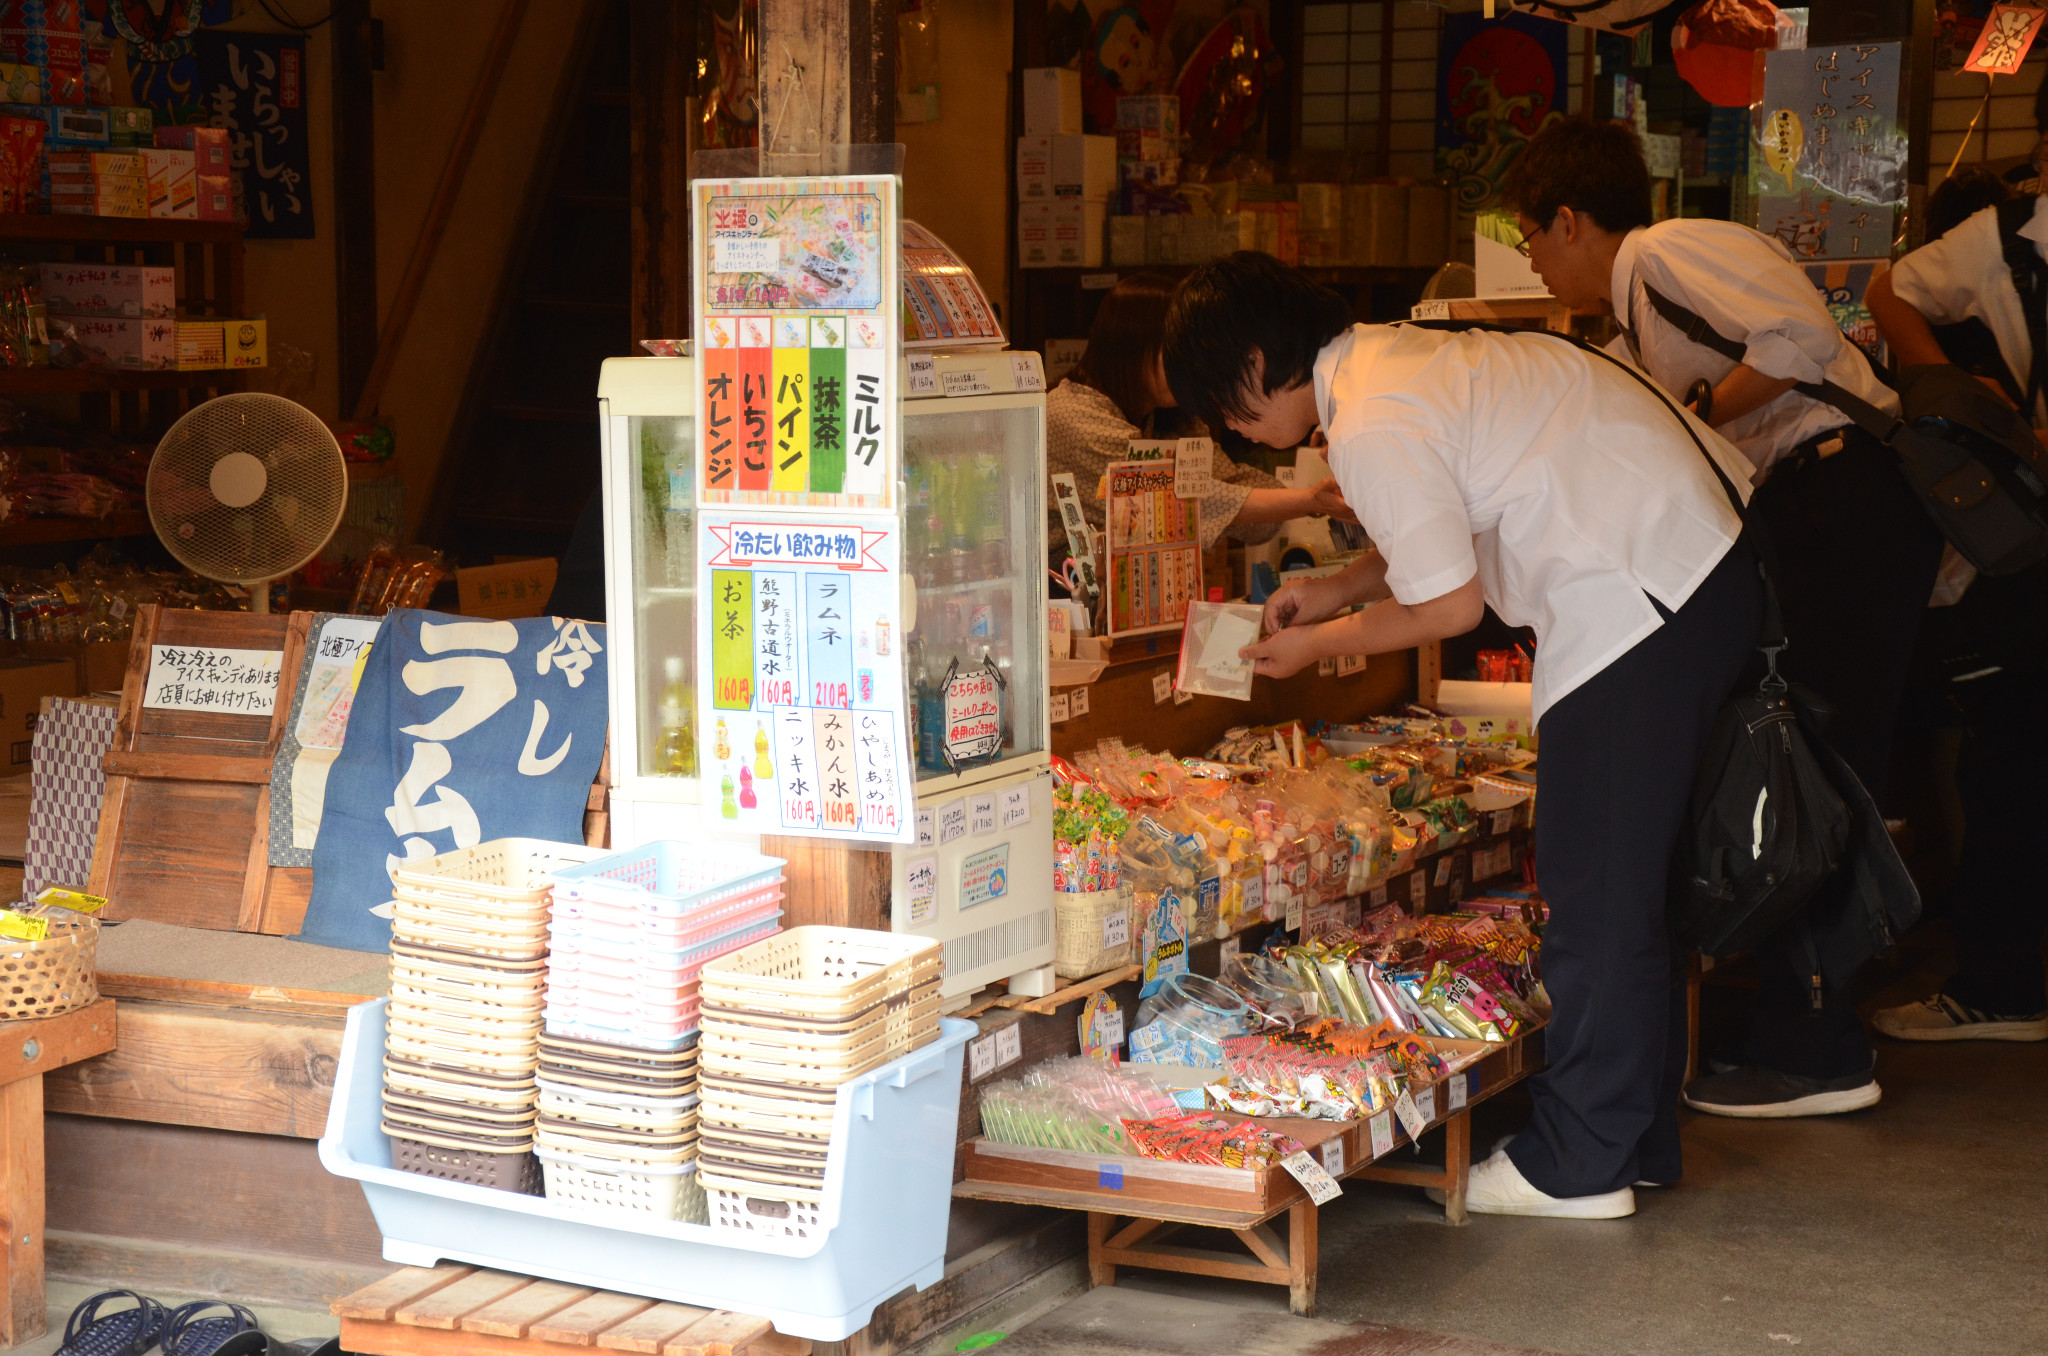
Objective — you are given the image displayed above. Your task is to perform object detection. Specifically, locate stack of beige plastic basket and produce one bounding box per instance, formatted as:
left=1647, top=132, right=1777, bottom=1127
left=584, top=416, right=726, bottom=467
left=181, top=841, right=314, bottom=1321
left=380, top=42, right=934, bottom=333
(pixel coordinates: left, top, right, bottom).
left=695, top=926, right=943, bottom=1236
left=382, top=838, right=603, bottom=1194
left=534, top=1032, right=705, bottom=1221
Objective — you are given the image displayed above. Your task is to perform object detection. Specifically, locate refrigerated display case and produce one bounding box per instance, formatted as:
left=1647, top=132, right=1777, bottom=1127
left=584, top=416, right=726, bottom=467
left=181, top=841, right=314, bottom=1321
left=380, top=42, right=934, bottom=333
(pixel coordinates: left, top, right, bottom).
left=597, top=348, right=1059, bottom=1003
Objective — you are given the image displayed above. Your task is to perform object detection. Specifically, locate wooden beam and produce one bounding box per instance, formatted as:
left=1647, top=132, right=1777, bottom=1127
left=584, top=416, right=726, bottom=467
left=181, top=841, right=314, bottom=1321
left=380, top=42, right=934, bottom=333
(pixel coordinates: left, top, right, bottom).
left=43, top=999, right=341, bottom=1138
left=0, top=1076, right=43, bottom=1346
left=629, top=0, right=693, bottom=346
left=0, top=1000, right=114, bottom=1086
left=331, top=0, right=378, bottom=414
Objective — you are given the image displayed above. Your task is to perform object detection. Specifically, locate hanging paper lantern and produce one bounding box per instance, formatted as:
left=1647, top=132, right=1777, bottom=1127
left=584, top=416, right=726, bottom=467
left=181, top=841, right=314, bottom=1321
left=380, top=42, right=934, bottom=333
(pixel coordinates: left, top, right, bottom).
left=1671, top=0, right=1780, bottom=107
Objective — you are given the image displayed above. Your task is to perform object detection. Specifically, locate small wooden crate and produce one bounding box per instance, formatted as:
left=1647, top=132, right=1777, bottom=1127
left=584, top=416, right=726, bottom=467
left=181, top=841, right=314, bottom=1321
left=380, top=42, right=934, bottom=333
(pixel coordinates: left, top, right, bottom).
left=333, top=1265, right=810, bottom=1356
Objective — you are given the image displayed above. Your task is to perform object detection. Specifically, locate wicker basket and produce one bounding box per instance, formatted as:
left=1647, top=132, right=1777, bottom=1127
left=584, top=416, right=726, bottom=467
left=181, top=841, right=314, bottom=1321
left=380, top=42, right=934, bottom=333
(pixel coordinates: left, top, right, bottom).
left=1053, top=885, right=1135, bottom=980
left=0, top=913, right=98, bottom=1021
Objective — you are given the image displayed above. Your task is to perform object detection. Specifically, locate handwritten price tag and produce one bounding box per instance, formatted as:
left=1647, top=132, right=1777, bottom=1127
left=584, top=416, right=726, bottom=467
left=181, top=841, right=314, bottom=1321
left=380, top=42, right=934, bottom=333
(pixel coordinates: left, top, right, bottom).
left=1152, top=670, right=1173, bottom=704
left=1102, top=909, right=1130, bottom=950
left=1320, top=1137, right=1346, bottom=1177
left=1394, top=1090, right=1426, bottom=1141
left=1369, top=1112, right=1394, bottom=1158
left=1070, top=685, right=1091, bottom=716
left=1280, top=1151, right=1344, bottom=1206
left=1415, top=1084, right=1437, bottom=1123
left=1449, top=1072, right=1470, bottom=1112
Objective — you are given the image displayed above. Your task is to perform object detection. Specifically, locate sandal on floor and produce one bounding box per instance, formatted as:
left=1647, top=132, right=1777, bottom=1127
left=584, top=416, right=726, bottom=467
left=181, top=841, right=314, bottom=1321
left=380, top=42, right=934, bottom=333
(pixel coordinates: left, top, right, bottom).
left=162, top=1302, right=265, bottom=1356
left=58, top=1291, right=170, bottom=1356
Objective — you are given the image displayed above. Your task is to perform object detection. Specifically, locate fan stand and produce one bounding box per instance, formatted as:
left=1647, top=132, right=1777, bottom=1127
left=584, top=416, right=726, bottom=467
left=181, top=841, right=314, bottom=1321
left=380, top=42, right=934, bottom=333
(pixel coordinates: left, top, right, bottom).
left=211, top=450, right=279, bottom=615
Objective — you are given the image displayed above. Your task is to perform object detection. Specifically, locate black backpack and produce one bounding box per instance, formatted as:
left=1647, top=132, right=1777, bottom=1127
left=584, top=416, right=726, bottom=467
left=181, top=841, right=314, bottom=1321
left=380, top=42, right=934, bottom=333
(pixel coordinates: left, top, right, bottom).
left=1637, top=270, right=2048, bottom=577
left=1404, top=318, right=1853, bottom=955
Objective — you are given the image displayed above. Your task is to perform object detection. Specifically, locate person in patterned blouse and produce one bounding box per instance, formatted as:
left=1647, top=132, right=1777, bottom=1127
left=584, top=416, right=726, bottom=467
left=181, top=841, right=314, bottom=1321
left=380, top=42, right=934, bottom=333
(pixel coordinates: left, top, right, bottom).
left=1046, top=271, right=1355, bottom=569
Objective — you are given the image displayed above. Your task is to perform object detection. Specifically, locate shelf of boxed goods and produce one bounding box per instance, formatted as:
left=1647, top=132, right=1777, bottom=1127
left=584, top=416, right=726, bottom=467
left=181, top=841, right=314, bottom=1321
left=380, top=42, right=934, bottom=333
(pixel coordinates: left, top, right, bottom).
left=0, top=213, right=242, bottom=245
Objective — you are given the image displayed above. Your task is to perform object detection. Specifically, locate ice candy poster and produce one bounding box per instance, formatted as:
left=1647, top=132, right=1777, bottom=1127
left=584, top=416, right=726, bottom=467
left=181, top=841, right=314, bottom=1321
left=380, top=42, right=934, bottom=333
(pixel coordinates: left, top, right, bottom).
left=695, top=510, right=913, bottom=843
left=693, top=176, right=899, bottom=510
left=1751, top=43, right=1904, bottom=261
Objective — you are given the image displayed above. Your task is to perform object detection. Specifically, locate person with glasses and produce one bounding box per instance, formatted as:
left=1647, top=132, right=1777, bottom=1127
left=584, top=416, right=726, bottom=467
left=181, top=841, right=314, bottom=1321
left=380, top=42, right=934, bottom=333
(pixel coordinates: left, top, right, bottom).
left=1501, top=114, right=1944, bottom=1120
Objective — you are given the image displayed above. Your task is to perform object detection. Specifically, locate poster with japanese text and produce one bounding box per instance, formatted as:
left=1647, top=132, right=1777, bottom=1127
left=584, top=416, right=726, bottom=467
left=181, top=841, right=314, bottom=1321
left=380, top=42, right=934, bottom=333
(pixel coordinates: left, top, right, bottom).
left=1752, top=43, right=1904, bottom=261
left=693, top=176, right=899, bottom=510
left=1103, top=460, right=1202, bottom=638
left=193, top=32, right=312, bottom=239
left=695, top=510, right=914, bottom=843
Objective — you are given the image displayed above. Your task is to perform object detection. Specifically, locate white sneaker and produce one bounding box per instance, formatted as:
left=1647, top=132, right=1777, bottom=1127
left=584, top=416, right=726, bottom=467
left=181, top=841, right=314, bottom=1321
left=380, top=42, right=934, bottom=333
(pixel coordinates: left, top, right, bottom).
left=1872, top=994, right=2048, bottom=1043
left=1426, top=1150, right=1635, bottom=1220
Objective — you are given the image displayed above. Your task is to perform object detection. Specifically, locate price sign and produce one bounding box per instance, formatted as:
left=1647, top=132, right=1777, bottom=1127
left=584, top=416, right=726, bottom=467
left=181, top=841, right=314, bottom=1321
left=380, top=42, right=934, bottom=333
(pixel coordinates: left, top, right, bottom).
left=968, top=1034, right=997, bottom=1080
left=1152, top=670, right=1173, bottom=704
left=906, top=856, right=938, bottom=925
left=971, top=793, right=997, bottom=836
left=1280, top=1151, right=1344, bottom=1206
left=907, top=354, right=939, bottom=395
left=1415, top=1084, right=1436, bottom=1123
left=1394, top=1089, right=1426, bottom=1141
left=916, top=810, right=935, bottom=847
left=1001, top=785, right=1032, bottom=829
left=1070, top=685, right=1090, bottom=716
left=1449, top=1072, right=1470, bottom=1112
left=1492, top=808, right=1515, bottom=836
left=1102, top=909, right=1131, bottom=950
left=995, top=1022, right=1022, bottom=1067
left=938, top=799, right=967, bottom=844
left=1409, top=872, right=1427, bottom=908
left=1286, top=895, right=1304, bottom=933
left=1369, top=1112, right=1394, bottom=1158
left=1010, top=353, right=1046, bottom=391
left=1320, top=1137, right=1346, bottom=1178
left=1050, top=692, right=1071, bottom=723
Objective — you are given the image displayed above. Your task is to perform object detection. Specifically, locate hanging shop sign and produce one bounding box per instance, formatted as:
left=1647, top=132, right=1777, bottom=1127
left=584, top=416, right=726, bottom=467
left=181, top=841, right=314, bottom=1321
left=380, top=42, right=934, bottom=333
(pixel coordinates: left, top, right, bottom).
left=1103, top=457, right=1202, bottom=638
left=1753, top=42, right=1905, bottom=262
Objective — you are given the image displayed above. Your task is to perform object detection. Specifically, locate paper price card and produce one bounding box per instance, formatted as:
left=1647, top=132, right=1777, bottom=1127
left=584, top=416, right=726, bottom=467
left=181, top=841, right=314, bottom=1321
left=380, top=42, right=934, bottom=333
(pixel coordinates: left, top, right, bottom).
left=1369, top=1111, right=1394, bottom=1158
left=1394, top=1089, right=1426, bottom=1141
left=970, top=792, right=998, bottom=836
left=145, top=645, right=283, bottom=715
left=1105, top=460, right=1202, bottom=637
left=1320, top=1137, right=1346, bottom=1178
left=694, top=176, right=899, bottom=508
left=938, top=799, right=968, bottom=844
left=906, top=856, right=938, bottom=925
left=1449, top=1073, right=1470, bottom=1112
left=1280, top=1151, right=1344, bottom=1206
left=1415, top=1084, right=1437, bottom=1123
left=1173, top=437, right=1216, bottom=499
left=696, top=510, right=912, bottom=842
left=1001, top=785, right=1032, bottom=830
left=1102, top=908, right=1130, bottom=950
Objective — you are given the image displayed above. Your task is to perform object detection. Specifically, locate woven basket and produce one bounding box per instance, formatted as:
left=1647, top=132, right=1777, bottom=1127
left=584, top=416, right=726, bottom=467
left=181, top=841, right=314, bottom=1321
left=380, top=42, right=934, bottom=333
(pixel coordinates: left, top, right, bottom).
left=0, top=914, right=98, bottom=1021
left=1053, top=884, right=1135, bottom=980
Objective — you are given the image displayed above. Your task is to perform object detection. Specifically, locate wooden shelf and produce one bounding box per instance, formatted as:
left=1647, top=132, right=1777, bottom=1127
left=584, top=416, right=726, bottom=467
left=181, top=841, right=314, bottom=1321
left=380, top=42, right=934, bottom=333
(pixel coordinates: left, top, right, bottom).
left=2, top=509, right=151, bottom=546
left=0, top=367, right=244, bottom=394
left=0, top=214, right=241, bottom=244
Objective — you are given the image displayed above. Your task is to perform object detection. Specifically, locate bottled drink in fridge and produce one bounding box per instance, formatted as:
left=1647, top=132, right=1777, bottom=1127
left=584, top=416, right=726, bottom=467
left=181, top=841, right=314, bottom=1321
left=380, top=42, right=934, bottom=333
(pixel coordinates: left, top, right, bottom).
left=653, top=655, right=695, bottom=774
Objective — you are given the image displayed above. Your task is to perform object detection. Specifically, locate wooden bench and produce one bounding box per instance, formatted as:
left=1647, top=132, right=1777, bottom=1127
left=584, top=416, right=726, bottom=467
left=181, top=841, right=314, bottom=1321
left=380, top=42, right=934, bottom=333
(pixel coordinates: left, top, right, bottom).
left=333, top=1266, right=810, bottom=1356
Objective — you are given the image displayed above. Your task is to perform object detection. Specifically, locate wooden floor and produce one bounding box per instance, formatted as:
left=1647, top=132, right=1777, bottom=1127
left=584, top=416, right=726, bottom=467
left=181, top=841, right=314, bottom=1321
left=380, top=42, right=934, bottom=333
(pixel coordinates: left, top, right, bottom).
left=333, top=1266, right=811, bottom=1356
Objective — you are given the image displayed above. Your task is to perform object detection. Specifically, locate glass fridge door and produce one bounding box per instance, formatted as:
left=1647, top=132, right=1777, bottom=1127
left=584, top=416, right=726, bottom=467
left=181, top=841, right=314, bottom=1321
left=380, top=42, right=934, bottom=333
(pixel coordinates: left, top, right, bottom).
left=607, top=406, right=700, bottom=795
left=902, top=393, right=1048, bottom=790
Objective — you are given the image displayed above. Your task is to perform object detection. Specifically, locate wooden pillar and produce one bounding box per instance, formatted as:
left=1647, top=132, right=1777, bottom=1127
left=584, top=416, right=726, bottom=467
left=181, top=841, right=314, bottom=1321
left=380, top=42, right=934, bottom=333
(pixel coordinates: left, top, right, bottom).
left=331, top=0, right=377, bottom=416
left=629, top=0, right=694, bottom=346
left=757, top=0, right=895, bottom=174
left=754, top=0, right=899, bottom=931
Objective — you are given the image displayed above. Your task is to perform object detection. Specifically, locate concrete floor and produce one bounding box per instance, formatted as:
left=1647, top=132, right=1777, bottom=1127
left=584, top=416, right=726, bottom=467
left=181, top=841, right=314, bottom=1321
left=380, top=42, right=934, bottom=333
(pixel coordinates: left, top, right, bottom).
left=993, top=928, right=2048, bottom=1356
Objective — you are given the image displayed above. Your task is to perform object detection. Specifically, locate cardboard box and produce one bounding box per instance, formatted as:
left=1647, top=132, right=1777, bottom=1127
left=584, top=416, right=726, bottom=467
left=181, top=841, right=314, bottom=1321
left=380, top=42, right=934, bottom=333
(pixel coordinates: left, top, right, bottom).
left=0, top=656, right=76, bottom=777
left=194, top=170, right=231, bottom=221
left=0, top=60, right=34, bottom=103
left=154, top=123, right=228, bottom=172
left=456, top=558, right=560, bottom=620
left=1017, top=201, right=1054, bottom=266
left=226, top=317, right=266, bottom=368
left=1115, top=94, right=1179, bottom=137
left=84, top=37, right=109, bottom=106
left=1016, top=133, right=1114, bottom=202
left=139, top=145, right=193, bottom=217
left=47, top=147, right=140, bottom=180
left=1115, top=127, right=1173, bottom=162
left=0, top=112, right=40, bottom=212
left=2, top=101, right=103, bottom=146
left=1108, top=213, right=1147, bottom=266
left=175, top=318, right=223, bottom=369
left=9, top=2, right=83, bottom=34
left=106, top=105, right=152, bottom=148
left=1018, top=199, right=1105, bottom=267
left=38, top=262, right=174, bottom=317
left=55, top=312, right=174, bottom=367
left=1118, top=157, right=1177, bottom=188
left=50, top=186, right=145, bottom=217
left=1021, top=66, right=1081, bottom=136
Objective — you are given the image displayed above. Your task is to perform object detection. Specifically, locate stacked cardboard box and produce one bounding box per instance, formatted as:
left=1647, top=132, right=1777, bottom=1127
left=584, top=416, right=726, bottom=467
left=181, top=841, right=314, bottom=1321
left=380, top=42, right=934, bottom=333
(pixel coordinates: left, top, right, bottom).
left=48, top=148, right=142, bottom=216
left=1017, top=67, right=1108, bottom=268
left=155, top=124, right=231, bottom=221
left=0, top=0, right=85, bottom=108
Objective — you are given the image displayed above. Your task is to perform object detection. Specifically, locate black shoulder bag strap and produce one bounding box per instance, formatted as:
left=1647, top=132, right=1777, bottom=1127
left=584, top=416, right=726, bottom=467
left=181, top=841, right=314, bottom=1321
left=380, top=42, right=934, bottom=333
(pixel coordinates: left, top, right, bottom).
left=1996, top=195, right=2048, bottom=422
left=1635, top=281, right=1908, bottom=446
left=1402, top=318, right=1788, bottom=673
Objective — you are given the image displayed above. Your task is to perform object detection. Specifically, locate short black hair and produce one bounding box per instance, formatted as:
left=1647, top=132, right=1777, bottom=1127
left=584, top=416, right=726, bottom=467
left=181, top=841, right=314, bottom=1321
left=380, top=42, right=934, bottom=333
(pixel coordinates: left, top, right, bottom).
left=1070, top=271, right=1176, bottom=424
left=1162, top=252, right=1352, bottom=430
left=1927, top=164, right=2014, bottom=241
left=1500, top=113, right=1654, bottom=235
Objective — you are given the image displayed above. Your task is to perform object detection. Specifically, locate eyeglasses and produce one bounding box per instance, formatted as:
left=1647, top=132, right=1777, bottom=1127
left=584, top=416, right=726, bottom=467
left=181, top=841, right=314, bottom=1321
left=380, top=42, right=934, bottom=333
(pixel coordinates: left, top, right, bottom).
left=1513, top=217, right=1553, bottom=257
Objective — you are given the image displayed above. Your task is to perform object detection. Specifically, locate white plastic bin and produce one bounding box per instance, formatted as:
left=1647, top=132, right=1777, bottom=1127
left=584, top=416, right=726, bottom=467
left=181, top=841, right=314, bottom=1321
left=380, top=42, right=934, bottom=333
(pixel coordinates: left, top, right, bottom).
left=319, top=999, right=972, bottom=1342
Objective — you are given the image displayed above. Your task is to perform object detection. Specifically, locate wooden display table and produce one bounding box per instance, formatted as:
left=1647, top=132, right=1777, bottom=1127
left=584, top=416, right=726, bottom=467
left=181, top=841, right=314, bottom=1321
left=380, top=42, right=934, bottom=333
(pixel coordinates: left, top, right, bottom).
left=333, top=1266, right=810, bottom=1356
left=954, top=1029, right=1541, bottom=1317
left=0, top=997, right=117, bottom=1346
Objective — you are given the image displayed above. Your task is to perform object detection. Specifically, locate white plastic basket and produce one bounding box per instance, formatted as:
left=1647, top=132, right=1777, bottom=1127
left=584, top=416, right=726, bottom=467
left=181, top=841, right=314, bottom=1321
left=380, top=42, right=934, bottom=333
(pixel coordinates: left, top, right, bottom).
left=537, top=1147, right=707, bottom=1224
left=698, top=927, right=941, bottom=1020
left=393, top=838, right=609, bottom=907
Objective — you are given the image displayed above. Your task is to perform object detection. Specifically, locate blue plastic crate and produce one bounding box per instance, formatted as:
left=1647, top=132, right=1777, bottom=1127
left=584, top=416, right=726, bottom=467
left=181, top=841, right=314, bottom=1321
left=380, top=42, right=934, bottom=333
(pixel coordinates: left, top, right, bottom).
left=319, top=999, right=971, bottom=1342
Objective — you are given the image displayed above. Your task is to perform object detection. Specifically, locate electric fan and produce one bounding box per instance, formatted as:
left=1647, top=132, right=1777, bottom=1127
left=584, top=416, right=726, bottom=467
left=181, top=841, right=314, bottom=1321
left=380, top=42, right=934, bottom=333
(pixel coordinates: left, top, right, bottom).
left=145, top=393, right=350, bottom=614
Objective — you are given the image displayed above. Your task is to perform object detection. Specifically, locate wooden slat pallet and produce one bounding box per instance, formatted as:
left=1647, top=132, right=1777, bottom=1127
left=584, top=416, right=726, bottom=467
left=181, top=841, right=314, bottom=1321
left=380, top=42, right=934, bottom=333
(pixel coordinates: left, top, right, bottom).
left=333, top=1266, right=810, bottom=1356
left=954, top=1028, right=1543, bottom=1317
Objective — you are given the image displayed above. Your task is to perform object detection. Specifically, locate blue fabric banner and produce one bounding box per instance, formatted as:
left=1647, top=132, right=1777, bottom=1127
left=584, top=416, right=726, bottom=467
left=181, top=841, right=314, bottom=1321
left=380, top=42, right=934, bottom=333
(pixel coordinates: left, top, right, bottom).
left=298, top=610, right=610, bottom=953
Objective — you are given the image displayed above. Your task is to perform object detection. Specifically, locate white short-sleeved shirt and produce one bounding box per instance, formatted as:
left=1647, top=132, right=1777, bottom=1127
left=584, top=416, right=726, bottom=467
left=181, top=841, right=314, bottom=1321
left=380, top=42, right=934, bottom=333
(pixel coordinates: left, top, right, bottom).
left=1315, top=323, right=1750, bottom=724
left=1612, top=219, right=1901, bottom=476
left=1889, top=197, right=2048, bottom=429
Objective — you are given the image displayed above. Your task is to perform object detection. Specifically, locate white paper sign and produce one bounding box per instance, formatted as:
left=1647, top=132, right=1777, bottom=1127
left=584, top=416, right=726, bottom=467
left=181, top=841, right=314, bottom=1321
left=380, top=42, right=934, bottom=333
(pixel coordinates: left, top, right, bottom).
left=1492, top=809, right=1515, bottom=837
left=1100, top=1007, right=1124, bottom=1046
left=1102, top=909, right=1130, bottom=950
left=1010, top=353, right=1046, bottom=391
left=916, top=809, right=935, bottom=847
left=1220, top=936, right=1240, bottom=966
left=144, top=645, right=283, bottom=715
left=995, top=1022, right=1023, bottom=1067
left=1318, top=658, right=1336, bottom=676
left=1320, top=1137, right=1346, bottom=1178
left=1337, top=654, right=1367, bottom=676
left=968, top=1034, right=997, bottom=1080
left=1001, top=786, right=1032, bottom=830
left=1049, top=692, right=1071, bottom=723
left=1069, top=685, right=1090, bottom=716
left=1409, top=872, right=1428, bottom=907
left=1286, top=896, right=1304, bottom=933
left=1415, top=1084, right=1437, bottom=1123
left=1280, top=1150, right=1344, bottom=1206
left=971, top=793, right=998, bottom=836
left=1151, top=670, right=1173, bottom=704
left=1369, top=1111, right=1394, bottom=1158
left=939, top=799, right=968, bottom=845
left=1173, top=687, right=1193, bottom=705
left=1173, top=437, right=1216, bottom=498
left=942, top=367, right=995, bottom=398
left=1394, top=1089, right=1426, bottom=1141
left=1449, top=1073, right=1470, bottom=1112
left=906, top=856, right=938, bottom=925
left=1370, top=884, right=1389, bottom=907
left=907, top=354, right=940, bottom=395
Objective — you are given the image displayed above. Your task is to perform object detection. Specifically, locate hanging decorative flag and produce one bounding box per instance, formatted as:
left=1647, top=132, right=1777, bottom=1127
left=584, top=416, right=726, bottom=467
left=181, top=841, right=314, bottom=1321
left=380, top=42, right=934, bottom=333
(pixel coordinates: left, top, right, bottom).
left=1964, top=3, right=2048, bottom=76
